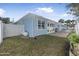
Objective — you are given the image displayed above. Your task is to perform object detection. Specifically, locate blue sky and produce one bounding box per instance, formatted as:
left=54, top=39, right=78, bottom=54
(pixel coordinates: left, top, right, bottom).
left=0, top=3, right=74, bottom=22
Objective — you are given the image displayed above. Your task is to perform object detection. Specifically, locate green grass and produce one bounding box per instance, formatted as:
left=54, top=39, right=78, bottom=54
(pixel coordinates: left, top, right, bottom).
left=0, top=35, right=67, bottom=56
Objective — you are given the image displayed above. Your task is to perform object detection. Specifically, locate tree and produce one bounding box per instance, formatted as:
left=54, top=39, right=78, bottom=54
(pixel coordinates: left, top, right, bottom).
left=65, top=19, right=76, bottom=29
left=58, top=19, right=65, bottom=23
left=71, top=20, right=76, bottom=24
left=67, top=3, right=79, bottom=17
left=65, top=20, right=71, bottom=27
left=65, top=20, right=71, bottom=24
left=70, top=20, right=76, bottom=28
left=0, top=17, right=10, bottom=24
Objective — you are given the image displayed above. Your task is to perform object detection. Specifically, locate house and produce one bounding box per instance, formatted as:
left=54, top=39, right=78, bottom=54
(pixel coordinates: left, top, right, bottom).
left=16, top=13, right=67, bottom=37
left=55, top=23, right=68, bottom=32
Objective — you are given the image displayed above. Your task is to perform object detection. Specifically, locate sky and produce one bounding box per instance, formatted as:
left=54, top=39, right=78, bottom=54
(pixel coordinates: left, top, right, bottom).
left=0, top=3, right=74, bottom=22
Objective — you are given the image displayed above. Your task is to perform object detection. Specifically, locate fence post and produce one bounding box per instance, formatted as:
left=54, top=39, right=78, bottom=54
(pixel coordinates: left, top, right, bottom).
left=0, top=21, right=3, bottom=44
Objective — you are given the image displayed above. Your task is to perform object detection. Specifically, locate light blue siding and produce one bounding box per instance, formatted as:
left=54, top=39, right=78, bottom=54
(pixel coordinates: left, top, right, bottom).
left=33, top=16, right=48, bottom=37
left=16, top=13, right=62, bottom=37
left=16, top=14, right=34, bottom=37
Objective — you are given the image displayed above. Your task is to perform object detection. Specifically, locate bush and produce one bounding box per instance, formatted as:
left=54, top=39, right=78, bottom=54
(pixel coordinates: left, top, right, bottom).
left=68, top=32, right=79, bottom=43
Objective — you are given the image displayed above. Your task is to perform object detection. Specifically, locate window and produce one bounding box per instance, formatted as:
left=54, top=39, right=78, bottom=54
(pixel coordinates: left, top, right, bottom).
left=51, top=24, right=54, bottom=27
left=48, top=23, right=54, bottom=27
left=47, top=23, right=50, bottom=27
left=38, top=20, right=41, bottom=29
left=38, top=20, right=45, bottom=29
left=42, top=21, right=45, bottom=29
left=50, top=23, right=53, bottom=27
left=50, top=24, right=52, bottom=27
left=48, top=23, right=49, bottom=27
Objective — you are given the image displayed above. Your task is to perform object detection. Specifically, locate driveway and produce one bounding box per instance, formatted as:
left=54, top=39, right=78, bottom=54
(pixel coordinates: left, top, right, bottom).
left=49, top=30, right=71, bottom=38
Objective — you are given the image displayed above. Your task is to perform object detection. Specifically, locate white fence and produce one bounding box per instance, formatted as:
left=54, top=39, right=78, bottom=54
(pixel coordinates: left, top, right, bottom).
left=0, top=21, right=24, bottom=44
left=0, top=21, right=3, bottom=44
left=75, top=23, right=79, bottom=35
left=3, top=24, right=24, bottom=38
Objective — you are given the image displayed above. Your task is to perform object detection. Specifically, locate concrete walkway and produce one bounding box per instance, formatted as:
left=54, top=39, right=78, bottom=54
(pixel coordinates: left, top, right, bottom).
left=49, top=30, right=71, bottom=38
left=49, top=30, right=75, bottom=56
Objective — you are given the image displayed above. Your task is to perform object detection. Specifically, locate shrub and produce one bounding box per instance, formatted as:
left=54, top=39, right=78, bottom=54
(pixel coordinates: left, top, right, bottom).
left=68, top=32, right=79, bottom=43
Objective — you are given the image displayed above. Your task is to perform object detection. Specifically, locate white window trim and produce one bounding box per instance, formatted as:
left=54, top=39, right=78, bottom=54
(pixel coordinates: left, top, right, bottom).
left=38, top=20, right=45, bottom=29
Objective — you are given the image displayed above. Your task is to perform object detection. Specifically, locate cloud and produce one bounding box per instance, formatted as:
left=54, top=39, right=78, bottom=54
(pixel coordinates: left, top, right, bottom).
left=25, top=7, right=55, bottom=21
left=0, top=8, right=6, bottom=16
left=35, top=7, right=54, bottom=13
left=61, top=13, right=71, bottom=17
left=60, top=13, right=74, bottom=20
left=63, top=13, right=68, bottom=17
left=62, top=13, right=73, bottom=17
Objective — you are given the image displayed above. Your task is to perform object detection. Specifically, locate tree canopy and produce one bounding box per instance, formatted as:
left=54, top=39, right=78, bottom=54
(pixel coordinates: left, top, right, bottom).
left=65, top=20, right=71, bottom=23
left=58, top=18, right=76, bottom=28
left=67, top=3, right=79, bottom=17
left=0, top=17, right=10, bottom=24
left=58, top=19, right=65, bottom=23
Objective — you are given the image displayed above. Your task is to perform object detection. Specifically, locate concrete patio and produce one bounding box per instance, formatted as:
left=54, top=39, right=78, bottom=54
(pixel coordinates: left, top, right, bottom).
left=49, top=30, right=71, bottom=38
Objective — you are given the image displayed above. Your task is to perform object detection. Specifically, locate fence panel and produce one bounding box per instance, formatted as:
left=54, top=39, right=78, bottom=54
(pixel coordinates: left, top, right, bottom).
left=3, top=24, right=24, bottom=38
left=75, top=23, right=79, bottom=35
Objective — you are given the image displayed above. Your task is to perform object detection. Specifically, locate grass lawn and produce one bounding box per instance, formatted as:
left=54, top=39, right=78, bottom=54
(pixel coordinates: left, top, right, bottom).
left=0, top=35, right=67, bottom=56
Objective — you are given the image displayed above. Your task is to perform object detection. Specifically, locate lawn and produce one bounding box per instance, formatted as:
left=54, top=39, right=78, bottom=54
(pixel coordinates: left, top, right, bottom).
left=0, top=35, right=67, bottom=56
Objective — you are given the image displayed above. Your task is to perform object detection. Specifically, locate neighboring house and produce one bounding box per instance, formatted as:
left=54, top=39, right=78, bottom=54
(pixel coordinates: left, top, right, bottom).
left=16, top=13, right=67, bottom=37
left=56, top=23, right=67, bottom=32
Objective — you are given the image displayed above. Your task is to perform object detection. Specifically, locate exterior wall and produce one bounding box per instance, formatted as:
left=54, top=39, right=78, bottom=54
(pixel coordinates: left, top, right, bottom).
left=3, top=24, right=24, bottom=38
left=16, top=13, right=58, bottom=37
left=16, top=14, right=34, bottom=37
left=47, top=21, right=56, bottom=33
left=55, top=23, right=67, bottom=32
left=47, top=27, right=55, bottom=33
left=33, top=16, right=56, bottom=37
left=33, top=15, right=48, bottom=37
left=17, top=13, right=56, bottom=37
left=17, top=13, right=68, bottom=37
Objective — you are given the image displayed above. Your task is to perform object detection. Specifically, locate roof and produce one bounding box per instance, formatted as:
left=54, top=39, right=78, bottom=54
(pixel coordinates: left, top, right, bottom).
left=16, top=13, right=58, bottom=24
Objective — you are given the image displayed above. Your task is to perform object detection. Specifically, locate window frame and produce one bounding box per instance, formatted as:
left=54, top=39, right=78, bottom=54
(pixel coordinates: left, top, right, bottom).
left=38, top=20, right=45, bottom=29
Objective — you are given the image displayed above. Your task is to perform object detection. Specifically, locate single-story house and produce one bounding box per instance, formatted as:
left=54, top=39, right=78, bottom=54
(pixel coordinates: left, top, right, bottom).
left=55, top=23, right=68, bottom=32
left=16, top=13, right=67, bottom=37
